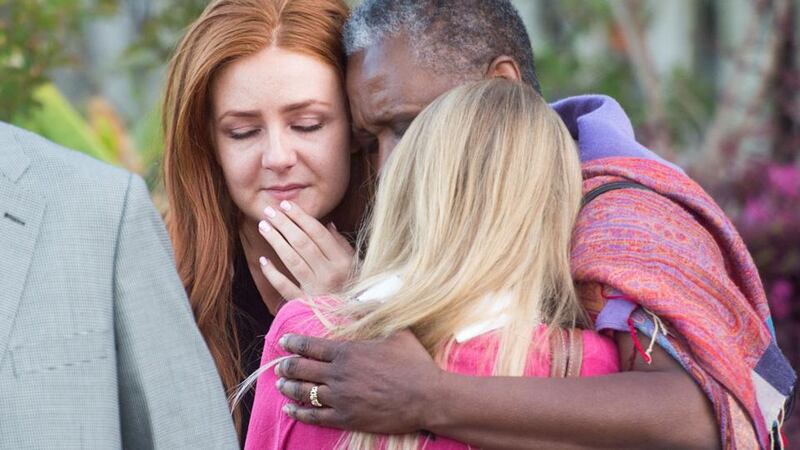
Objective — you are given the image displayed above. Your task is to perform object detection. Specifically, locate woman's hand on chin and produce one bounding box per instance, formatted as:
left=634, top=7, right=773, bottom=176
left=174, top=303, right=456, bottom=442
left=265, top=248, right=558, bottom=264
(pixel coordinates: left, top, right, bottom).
left=258, top=200, right=355, bottom=300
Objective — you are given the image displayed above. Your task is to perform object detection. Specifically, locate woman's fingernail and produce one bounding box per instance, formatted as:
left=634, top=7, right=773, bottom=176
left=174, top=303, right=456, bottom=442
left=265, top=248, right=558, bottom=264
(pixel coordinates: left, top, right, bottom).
left=276, top=377, right=285, bottom=390
left=264, top=206, right=277, bottom=218
left=259, top=256, right=268, bottom=266
left=280, top=200, right=292, bottom=211
left=259, top=220, right=271, bottom=232
left=279, top=335, right=289, bottom=348
left=274, top=362, right=282, bottom=375
left=282, top=403, right=296, bottom=415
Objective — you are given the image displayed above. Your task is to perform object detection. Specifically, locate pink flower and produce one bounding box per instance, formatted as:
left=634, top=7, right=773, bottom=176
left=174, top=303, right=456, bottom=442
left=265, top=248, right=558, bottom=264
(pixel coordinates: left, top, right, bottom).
left=768, top=279, right=794, bottom=320
left=743, top=197, right=772, bottom=228
left=767, top=165, right=800, bottom=198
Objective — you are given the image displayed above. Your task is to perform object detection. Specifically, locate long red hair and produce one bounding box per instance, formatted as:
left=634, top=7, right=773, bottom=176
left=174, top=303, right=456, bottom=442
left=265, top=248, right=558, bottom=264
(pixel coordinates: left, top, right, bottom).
left=162, top=0, right=351, bottom=433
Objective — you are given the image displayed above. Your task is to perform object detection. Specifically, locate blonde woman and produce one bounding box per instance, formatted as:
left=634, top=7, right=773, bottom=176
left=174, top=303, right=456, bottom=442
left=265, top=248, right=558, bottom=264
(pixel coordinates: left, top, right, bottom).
left=243, top=80, right=620, bottom=449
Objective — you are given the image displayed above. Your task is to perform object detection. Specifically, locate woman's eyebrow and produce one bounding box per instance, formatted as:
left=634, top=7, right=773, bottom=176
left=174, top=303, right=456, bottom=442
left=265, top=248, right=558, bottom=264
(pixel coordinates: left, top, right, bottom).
left=217, top=109, right=260, bottom=121
left=280, top=100, right=332, bottom=113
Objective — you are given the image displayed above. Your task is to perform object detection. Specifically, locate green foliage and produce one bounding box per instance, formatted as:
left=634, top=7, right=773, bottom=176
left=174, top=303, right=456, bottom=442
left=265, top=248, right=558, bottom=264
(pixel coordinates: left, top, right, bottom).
left=533, top=1, right=645, bottom=127
left=132, top=103, right=165, bottom=185
left=536, top=49, right=645, bottom=126
left=14, top=83, right=116, bottom=162
left=121, top=1, right=209, bottom=75
left=12, top=81, right=164, bottom=193
left=0, top=0, right=117, bottom=121
left=0, top=0, right=189, bottom=190
left=664, top=67, right=717, bottom=148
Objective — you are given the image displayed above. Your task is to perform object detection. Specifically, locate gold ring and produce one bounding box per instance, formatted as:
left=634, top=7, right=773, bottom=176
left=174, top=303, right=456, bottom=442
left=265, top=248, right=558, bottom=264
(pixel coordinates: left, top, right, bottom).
left=309, top=385, right=323, bottom=408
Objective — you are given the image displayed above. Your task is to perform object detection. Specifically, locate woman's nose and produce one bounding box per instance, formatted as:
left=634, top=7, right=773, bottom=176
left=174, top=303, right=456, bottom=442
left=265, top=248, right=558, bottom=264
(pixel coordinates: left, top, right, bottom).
left=261, top=131, right=297, bottom=171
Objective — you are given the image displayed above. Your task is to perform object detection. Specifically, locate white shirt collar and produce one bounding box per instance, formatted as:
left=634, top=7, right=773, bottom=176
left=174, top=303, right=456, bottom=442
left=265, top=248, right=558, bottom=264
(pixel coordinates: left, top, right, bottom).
left=355, top=275, right=515, bottom=343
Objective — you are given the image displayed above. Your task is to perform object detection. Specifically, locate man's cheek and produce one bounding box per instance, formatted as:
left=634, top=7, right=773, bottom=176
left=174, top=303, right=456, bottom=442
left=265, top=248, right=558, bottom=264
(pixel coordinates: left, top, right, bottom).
left=368, top=153, right=381, bottom=171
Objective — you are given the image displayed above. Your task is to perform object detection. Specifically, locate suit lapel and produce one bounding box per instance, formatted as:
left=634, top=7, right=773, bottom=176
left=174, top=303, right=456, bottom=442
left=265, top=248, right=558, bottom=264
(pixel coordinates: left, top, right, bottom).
left=0, top=124, right=31, bottom=184
left=0, top=125, right=44, bottom=361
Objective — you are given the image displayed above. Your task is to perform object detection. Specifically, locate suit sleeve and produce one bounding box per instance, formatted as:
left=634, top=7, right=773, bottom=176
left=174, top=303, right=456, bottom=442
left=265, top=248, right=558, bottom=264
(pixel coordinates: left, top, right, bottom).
left=113, top=173, right=239, bottom=449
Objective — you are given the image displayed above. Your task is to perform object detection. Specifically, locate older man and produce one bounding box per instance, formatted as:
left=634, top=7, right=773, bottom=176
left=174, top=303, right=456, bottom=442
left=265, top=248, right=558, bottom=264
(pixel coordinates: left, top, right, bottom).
left=0, top=121, right=238, bottom=449
left=273, top=1, right=794, bottom=449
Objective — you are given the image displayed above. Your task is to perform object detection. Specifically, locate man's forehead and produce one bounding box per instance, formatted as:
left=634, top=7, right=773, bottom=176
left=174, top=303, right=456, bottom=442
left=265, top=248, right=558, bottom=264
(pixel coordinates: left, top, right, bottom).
left=347, top=39, right=408, bottom=93
left=359, top=35, right=413, bottom=71
left=348, top=59, right=390, bottom=100
left=347, top=37, right=456, bottom=123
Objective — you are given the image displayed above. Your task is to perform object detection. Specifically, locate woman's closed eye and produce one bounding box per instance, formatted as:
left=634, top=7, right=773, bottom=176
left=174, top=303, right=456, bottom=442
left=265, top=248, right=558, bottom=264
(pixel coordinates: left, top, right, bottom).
left=229, top=128, right=261, bottom=140
left=291, top=121, right=324, bottom=133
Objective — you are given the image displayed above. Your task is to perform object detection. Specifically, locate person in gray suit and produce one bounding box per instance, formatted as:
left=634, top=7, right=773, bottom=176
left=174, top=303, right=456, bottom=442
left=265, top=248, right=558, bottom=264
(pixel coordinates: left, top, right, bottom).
left=0, top=121, right=238, bottom=449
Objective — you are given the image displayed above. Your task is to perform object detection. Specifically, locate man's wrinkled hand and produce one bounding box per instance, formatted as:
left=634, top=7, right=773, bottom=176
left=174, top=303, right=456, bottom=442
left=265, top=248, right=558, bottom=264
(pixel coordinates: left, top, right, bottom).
left=274, top=330, right=442, bottom=434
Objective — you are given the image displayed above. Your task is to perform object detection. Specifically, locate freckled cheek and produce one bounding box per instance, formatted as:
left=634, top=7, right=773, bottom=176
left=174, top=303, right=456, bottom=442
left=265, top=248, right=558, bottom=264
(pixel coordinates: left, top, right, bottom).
left=306, top=132, right=351, bottom=211
left=218, top=148, right=264, bottom=204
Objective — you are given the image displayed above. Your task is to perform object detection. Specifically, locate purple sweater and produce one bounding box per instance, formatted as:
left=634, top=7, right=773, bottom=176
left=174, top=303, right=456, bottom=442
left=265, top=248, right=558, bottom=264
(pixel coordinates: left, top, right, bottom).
left=551, top=94, right=682, bottom=172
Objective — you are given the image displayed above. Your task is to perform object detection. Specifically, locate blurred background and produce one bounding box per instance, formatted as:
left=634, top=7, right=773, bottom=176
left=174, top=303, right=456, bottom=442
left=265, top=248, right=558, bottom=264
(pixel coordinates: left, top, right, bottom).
left=1, top=0, right=798, bottom=441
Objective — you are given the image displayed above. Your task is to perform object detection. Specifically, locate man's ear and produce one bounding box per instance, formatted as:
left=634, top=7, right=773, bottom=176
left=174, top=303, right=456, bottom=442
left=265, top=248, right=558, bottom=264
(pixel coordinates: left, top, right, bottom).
left=484, top=56, right=523, bottom=82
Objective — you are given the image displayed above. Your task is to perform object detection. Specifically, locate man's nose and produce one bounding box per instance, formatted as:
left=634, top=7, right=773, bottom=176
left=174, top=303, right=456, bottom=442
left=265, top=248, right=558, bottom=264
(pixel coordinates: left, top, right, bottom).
left=262, top=131, right=297, bottom=171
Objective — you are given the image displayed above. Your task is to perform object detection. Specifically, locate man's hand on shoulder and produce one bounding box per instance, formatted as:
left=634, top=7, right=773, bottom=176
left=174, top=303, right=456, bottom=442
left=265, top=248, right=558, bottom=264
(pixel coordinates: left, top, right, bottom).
left=275, top=330, right=441, bottom=433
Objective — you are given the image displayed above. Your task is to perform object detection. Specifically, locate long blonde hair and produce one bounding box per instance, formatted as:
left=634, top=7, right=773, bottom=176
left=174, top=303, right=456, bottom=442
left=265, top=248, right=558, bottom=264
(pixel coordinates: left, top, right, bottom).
left=235, top=79, right=586, bottom=449
left=334, top=79, right=587, bottom=449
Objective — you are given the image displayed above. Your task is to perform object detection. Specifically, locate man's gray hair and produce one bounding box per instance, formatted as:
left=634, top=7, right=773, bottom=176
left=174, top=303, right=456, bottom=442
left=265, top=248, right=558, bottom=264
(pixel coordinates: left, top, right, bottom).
left=343, top=0, right=541, bottom=92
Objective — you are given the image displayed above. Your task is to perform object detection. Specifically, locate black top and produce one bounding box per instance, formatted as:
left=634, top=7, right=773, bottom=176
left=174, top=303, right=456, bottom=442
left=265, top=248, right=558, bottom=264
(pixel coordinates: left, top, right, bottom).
left=232, top=244, right=275, bottom=446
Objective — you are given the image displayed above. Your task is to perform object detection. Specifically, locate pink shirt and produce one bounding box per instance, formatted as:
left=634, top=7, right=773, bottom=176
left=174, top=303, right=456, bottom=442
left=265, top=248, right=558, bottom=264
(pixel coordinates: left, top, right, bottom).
left=245, top=300, right=620, bottom=449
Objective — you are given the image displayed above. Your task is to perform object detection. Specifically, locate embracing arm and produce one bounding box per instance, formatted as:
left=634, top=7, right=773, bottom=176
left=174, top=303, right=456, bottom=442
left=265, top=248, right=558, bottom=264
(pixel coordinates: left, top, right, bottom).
left=276, top=331, right=719, bottom=450
left=422, top=333, right=718, bottom=449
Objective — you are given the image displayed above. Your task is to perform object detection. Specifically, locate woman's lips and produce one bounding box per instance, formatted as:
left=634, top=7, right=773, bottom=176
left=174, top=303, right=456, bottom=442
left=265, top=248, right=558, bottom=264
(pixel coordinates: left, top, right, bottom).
left=264, top=184, right=307, bottom=200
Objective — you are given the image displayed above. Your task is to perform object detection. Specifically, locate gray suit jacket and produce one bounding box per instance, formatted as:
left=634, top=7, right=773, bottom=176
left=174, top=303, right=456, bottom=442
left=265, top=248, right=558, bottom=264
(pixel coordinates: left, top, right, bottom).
left=0, top=122, right=239, bottom=449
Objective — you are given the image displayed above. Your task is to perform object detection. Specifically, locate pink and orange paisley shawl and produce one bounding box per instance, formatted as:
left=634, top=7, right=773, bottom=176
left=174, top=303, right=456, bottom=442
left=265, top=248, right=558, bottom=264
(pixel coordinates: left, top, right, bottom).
left=572, top=157, right=796, bottom=449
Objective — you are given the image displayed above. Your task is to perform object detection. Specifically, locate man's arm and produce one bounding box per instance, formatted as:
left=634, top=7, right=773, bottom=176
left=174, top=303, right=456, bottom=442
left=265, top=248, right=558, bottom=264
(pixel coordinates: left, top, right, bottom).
left=113, top=174, right=238, bottom=449
left=275, top=331, right=719, bottom=450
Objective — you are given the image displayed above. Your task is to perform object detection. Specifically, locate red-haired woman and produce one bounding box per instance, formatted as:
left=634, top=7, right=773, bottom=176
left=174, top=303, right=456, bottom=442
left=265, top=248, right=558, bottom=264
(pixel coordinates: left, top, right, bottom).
left=161, top=0, right=363, bottom=442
